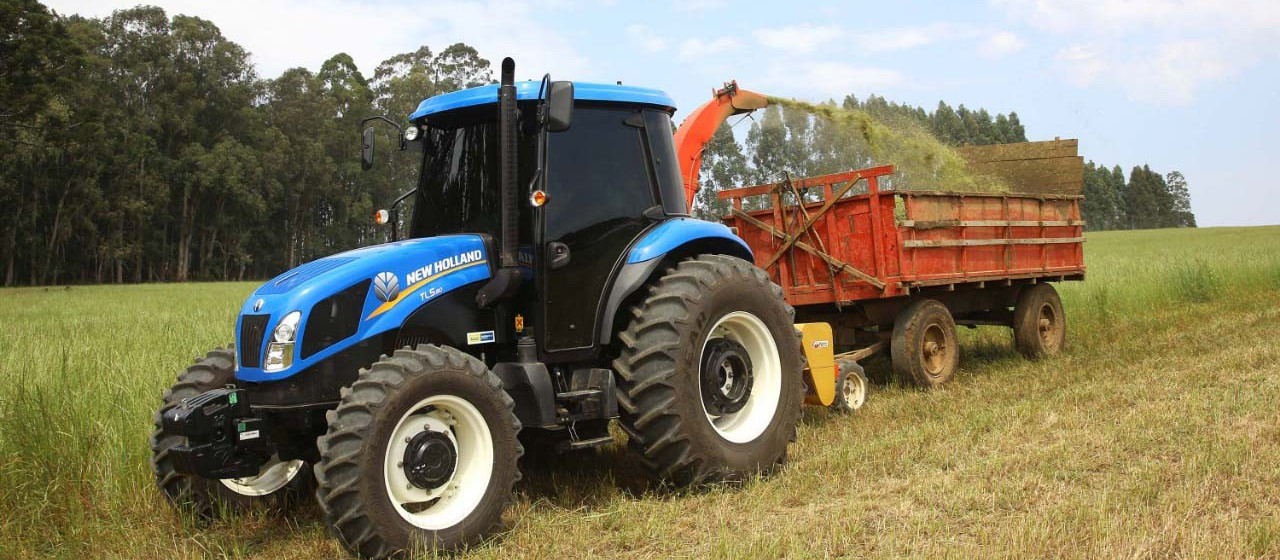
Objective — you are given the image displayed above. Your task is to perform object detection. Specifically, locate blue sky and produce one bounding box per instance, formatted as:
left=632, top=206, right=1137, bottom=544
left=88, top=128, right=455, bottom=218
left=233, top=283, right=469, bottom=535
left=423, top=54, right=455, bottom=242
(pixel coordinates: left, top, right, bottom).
left=46, top=0, right=1280, bottom=226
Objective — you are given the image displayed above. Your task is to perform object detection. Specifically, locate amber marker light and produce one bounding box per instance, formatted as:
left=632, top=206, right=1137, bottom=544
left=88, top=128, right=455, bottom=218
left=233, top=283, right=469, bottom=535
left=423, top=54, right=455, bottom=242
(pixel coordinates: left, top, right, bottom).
left=530, top=190, right=548, bottom=207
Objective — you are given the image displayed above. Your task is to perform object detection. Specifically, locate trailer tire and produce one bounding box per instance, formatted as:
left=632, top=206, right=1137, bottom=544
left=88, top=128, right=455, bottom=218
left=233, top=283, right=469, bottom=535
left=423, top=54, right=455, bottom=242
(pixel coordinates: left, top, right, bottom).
left=1013, top=283, right=1066, bottom=359
left=614, top=254, right=804, bottom=486
left=314, top=345, right=522, bottom=558
left=150, top=346, right=313, bottom=520
left=832, top=360, right=868, bottom=413
left=891, top=299, right=960, bottom=388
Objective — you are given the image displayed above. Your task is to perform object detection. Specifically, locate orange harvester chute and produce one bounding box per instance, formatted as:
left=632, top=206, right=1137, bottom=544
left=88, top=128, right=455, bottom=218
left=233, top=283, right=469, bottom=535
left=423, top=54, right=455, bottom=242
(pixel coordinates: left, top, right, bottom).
left=673, top=81, right=768, bottom=212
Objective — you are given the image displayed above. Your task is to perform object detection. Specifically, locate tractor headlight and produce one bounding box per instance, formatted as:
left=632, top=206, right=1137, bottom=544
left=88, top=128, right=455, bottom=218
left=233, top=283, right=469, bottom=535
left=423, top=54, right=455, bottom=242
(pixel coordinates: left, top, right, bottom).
left=264, top=311, right=300, bottom=372
left=272, top=311, right=301, bottom=342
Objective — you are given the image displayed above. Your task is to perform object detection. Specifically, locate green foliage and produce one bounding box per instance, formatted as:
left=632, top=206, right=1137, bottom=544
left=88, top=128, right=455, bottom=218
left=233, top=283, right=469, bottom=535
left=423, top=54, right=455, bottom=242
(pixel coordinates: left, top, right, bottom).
left=0, top=1, right=489, bottom=286
left=760, top=97, right=1010, bottom=193
left=691, top=93, right=1034, bottom=218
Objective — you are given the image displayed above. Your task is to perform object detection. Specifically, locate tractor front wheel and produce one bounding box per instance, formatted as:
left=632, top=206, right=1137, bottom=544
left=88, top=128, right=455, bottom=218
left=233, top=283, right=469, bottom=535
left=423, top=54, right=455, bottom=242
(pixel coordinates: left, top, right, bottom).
left=150, top=346, right=313, bottom=519
left=614, top=254, right=804, bottom=486
left=313, top=345, right=522, bottom=558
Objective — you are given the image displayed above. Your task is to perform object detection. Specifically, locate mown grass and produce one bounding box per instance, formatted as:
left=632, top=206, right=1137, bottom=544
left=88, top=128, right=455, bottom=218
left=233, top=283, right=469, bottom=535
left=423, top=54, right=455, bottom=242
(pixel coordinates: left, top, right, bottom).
left=1, top=225, right=1278, bottom=559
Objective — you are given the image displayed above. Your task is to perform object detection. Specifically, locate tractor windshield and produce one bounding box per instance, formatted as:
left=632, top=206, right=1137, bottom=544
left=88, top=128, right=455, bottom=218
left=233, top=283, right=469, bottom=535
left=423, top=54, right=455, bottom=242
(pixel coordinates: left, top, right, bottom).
left=409, top=110, right=537, bottom=239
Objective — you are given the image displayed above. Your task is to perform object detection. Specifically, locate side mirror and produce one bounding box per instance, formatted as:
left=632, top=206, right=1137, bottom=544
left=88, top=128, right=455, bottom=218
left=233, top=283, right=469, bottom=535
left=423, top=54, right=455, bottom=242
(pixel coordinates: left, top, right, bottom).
left=547, top=81, right=574, bottom=132
left=361, top=127, right=375, bottom=170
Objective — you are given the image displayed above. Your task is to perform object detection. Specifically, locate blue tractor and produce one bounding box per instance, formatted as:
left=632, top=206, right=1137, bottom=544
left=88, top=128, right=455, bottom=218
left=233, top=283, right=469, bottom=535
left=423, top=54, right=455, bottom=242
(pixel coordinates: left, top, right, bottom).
left=152, top=59, right=804, bottom=557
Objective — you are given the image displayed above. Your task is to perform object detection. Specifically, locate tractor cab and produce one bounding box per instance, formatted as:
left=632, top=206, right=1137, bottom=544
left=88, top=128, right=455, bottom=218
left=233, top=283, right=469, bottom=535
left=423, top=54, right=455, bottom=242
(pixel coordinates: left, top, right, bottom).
left=399, top=78, right=692, bottom=357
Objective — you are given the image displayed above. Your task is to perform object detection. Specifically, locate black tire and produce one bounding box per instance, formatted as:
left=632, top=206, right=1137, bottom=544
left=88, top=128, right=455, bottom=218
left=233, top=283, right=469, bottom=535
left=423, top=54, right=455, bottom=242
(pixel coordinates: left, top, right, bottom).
left=150, top=346, right=314, bottom=519
left=891, top=299, right=959, bottom=388
left=831, top=359, right=868, bottom=413
left=613, top=254, right=804, bottom=486
left=1013, top=283, right=1066, bottom=359
left=314, top=345, right=522, bottom=558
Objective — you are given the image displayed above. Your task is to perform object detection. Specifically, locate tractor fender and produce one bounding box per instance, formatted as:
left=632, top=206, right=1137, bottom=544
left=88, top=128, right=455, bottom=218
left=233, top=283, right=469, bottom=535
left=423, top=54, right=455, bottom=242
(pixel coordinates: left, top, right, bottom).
left=597, top=218, right=753, bottom=345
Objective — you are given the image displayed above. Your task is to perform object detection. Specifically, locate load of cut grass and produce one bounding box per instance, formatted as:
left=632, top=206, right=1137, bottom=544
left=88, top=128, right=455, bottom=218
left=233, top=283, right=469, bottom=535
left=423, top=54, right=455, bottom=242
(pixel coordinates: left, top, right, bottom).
left=765, top=96, right=1010, bottom=193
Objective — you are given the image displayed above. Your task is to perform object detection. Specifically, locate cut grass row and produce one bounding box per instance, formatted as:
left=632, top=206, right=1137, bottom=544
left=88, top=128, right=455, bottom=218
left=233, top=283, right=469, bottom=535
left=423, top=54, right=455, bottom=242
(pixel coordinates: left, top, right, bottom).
left=0, top=225, right=1277, bottom=559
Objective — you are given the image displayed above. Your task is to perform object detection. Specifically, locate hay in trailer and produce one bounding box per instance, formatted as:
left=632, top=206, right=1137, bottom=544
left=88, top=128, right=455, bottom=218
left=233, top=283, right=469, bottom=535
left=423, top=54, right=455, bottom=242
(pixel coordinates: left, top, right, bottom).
left=765, top=96, right=1014, bottom=194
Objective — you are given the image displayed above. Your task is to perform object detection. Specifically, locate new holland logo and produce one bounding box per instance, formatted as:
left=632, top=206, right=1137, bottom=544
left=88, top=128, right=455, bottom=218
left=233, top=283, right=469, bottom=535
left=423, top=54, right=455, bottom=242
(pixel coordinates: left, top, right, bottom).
left=372, top=271, right=401, bottom=303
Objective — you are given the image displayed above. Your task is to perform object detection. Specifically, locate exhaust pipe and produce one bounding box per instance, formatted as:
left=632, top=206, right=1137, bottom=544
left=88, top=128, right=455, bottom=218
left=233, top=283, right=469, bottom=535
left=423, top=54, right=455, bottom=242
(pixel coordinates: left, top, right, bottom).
left=498, top=57, right=518, bottom=269
left=476, top=57, right=522, bottom=308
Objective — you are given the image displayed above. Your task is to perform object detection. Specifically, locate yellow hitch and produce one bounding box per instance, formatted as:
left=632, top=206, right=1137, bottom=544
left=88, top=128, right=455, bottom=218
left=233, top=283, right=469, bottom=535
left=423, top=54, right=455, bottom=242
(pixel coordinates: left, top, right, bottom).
left=795, top=322, right=836, bottom=406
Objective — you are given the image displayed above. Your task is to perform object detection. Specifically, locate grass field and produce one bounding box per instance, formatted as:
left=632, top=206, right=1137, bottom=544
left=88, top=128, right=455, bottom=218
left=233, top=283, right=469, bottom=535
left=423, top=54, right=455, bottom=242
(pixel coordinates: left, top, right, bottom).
left=2, top=225, right=1279, bottom=559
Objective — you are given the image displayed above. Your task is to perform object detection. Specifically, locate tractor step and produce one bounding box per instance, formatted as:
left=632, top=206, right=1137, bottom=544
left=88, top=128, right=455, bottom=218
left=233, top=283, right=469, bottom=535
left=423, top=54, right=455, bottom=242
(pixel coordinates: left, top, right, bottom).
left=555, top=388, right=603, bottom=402
left=566, top=435, right=613, bottom=451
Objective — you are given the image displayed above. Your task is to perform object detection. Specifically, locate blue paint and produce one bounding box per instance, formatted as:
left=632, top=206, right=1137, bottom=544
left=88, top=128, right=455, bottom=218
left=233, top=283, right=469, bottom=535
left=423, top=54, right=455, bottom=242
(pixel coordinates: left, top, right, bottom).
left=626, top=218, right=753, bottom=264
left=409, top=81, right=676, bottom=122
left=234, top=235, right=491, bottom=382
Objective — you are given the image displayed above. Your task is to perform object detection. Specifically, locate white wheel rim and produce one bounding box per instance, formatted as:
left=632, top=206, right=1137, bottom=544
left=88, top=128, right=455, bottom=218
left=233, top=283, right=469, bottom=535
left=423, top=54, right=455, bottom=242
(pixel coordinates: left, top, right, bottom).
left=698, top=311, right=782, bottom=444
left=220, top=457, right=305, bottom=496
left=384, top=394, right=493, bottom=530
left=843, top=372, right=866, bottom=409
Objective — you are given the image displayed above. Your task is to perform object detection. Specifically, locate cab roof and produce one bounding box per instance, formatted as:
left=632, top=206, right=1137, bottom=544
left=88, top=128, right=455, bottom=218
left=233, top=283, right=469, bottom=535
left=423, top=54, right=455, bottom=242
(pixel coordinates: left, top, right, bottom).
left=409, top=81, right=677, bottom=122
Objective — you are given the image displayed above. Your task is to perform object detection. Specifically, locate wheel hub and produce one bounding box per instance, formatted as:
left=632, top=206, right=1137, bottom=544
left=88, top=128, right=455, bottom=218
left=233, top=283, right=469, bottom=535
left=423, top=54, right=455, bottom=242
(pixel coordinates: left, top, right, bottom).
left=700, top=337, right=754, bottom=416
left=402, top=430, right=457, bottom=490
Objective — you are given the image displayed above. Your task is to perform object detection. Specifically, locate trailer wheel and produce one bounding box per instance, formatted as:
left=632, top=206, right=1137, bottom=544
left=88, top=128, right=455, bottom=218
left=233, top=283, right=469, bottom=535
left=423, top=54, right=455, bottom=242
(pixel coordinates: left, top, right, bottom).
left=832, top=360, right=868, bottom=413
left=891, top=299, right=960, bottom=388
left=614, top=254, right=804, bottom=486
left=314, top=345, right=521, bottom=558
left=1013, top=283, right=1066, bottom=359
left=150, top=346, right=313, bottom=519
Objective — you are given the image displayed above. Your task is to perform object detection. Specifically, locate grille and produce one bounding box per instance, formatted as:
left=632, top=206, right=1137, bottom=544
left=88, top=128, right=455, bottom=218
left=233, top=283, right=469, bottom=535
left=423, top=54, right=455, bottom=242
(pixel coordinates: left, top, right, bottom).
left=239, top=314, right=270, bottom=367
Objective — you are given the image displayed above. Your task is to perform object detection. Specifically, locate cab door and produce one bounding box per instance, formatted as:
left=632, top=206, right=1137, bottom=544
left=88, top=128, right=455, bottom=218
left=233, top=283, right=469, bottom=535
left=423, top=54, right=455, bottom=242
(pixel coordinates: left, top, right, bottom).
left=539, top=106, right=659, bottom=353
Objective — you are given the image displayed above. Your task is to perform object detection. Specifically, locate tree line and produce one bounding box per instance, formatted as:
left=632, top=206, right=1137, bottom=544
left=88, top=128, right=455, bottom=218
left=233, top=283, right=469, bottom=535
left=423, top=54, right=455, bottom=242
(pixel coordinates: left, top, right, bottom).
left=1081, top=163, right=1195, bottom=230
left=2, top=0, right=485, bottom=286
left=2, top=0, right=1194, bottom=286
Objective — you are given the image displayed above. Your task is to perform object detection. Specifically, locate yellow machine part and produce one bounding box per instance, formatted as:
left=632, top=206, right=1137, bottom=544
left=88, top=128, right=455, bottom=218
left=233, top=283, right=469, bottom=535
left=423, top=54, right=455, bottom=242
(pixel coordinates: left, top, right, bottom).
left=795, top=322, right=836, bottom=406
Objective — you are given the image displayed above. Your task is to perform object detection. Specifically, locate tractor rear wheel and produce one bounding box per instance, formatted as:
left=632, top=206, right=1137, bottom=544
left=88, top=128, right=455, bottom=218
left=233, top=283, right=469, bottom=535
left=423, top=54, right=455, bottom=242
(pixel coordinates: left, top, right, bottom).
left=1013, top=283, right=1066, bottom=359
left=614, top=254, right=804, bottom=486
left=891, top=299, right=960, bottom=388
left=313, top=345, right=522, bottom=558
left=150, top=346, right=313, bottom=519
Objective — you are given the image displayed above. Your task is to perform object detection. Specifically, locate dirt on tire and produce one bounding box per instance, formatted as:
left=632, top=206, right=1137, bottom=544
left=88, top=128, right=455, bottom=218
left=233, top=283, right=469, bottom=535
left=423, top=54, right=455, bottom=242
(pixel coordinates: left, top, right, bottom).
left=612, top=254, right=804, bottom=486
left=312, top=344, right=522, bottom=558
left=150, top=345, right=314, bottom=519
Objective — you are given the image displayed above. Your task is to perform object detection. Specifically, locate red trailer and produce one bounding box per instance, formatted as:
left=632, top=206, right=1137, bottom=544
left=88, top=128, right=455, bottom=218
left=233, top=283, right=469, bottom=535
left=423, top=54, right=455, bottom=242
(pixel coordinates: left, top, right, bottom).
left=716, top=162, right=1085, bottom=395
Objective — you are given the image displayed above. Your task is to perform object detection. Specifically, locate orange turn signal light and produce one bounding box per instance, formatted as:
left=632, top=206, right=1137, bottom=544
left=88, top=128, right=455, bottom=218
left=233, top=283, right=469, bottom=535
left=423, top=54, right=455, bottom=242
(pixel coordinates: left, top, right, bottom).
left=530, top=190, right=548, bottom=207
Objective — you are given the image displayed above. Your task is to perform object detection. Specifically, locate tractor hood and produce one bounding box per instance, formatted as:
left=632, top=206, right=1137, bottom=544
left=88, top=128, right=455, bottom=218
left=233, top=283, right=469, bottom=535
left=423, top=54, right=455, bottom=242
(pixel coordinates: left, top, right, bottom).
left=234, top=234, right=491, bottom=382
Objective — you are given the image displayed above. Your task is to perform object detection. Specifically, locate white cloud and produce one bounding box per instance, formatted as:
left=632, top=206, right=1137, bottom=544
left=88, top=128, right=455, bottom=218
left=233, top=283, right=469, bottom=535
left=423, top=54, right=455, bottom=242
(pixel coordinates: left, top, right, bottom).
left=978, top=31, right=1025, bottom=57
left=626, top=24, right=667, bottom=52
left=678, top=37, right=741, bottom=59
left=752, top=24, right=843, bottom=53
left=759, top=61, right=904, bottom=98
left=1055, top=40, right=1234, bottom=105
left=674, top=0, right=726, bottom=12
left=43, top=0, right=592, bottom=81
left=853, top=22, right=976, bottom=52
left=1054, top=44, right=1107, bottom=86
left=994, top=0, right=1279, bottom=104
left=992, top=0, right=1280, bottom=34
